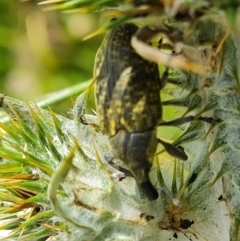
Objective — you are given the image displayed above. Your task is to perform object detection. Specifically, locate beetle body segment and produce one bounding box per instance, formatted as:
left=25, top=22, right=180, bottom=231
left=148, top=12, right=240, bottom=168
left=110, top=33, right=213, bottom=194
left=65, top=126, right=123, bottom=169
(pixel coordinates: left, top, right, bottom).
left=109, top=129, right=158, bottom=183
left=95, top=23, right=161, bottom=200
left=95, top=23, right=162, bottom=135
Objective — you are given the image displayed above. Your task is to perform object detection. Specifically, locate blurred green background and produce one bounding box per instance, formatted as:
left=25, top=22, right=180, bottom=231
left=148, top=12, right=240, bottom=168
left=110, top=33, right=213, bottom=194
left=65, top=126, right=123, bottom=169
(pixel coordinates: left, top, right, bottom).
left=0, top=0, right=105, bottom=115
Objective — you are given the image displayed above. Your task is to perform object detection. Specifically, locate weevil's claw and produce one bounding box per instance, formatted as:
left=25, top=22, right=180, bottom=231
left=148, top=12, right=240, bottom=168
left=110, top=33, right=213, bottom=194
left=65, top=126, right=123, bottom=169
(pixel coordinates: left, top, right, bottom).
left=140, top=181, right=159, bottom=200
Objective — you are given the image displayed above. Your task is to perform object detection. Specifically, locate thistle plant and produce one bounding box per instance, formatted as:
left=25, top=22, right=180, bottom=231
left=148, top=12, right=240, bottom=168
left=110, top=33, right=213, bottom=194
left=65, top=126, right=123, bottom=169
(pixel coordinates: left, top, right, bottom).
left=1, top=0, right=240, bottom=241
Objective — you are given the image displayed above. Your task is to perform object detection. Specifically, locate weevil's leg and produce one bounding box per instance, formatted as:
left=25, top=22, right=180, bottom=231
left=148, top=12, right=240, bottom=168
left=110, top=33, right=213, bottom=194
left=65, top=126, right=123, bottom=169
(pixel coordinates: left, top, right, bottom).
left=73, top=80, right=95, bottom=124
left=158, top=139, right=188, bottom=160
left=104, top=153, right=133, bottom=178
left=158, top=116, right=221, bottom=160
left=104, top=154, right=158, bottom=200
left=108, top=161, right=133, bottom=178
left=159, top=115, right=221, bottom=127
left=159, top=116, right=194, bottom=126
left=197, top=116, right=222, bottom=124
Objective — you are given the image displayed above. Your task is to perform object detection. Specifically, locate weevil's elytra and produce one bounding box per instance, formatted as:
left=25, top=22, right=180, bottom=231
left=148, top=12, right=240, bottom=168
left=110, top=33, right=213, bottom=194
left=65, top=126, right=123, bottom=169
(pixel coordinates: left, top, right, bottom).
left=94, top=22, right=189, bottom=200
left=95, top=23, right=163, bottom=136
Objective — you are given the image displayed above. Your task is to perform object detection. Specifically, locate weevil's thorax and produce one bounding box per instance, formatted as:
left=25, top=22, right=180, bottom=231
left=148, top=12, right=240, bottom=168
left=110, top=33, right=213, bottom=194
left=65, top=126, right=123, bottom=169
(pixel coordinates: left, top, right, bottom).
left=109, top=129, right=158, bottom=183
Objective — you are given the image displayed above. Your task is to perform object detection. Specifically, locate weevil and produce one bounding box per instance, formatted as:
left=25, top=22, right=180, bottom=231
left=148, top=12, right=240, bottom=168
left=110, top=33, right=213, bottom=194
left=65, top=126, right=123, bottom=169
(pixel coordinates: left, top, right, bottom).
left=93, top=22, right=195, bottom=200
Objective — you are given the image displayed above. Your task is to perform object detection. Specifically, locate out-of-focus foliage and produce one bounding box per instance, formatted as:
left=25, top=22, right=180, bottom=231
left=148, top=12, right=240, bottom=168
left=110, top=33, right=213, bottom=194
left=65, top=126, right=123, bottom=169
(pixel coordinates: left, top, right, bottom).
left=0, top=0, right=104, bottom=113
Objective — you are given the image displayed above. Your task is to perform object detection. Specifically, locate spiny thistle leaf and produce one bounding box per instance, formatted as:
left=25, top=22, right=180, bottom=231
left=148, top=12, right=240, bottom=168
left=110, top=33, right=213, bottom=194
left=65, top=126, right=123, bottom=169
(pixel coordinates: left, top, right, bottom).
left=0, top=94, right=76, bottom=240
left=17, top=210, right=55, bottom=229
left=48, top=108, right=65, bottom=144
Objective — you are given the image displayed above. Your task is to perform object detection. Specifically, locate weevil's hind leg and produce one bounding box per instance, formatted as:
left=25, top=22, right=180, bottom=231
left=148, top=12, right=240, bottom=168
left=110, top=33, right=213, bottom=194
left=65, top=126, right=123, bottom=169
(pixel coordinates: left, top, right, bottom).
left=158, top=116, right=221, bottom=160
left=158, top=139, right=188, bottom=160
left=158, top=117, right=193, bottom=160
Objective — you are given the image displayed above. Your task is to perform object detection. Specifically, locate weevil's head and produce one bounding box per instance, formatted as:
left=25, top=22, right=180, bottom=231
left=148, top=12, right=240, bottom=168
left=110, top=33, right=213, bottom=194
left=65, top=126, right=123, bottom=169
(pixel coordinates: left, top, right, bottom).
left=109, top=129, right=158, bottom=200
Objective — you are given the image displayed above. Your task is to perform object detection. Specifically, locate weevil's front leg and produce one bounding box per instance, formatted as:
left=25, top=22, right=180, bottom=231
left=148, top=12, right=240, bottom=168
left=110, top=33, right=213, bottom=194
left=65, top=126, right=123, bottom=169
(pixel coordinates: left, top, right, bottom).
left=105, top=153, right=158, bottom=200
left=108, top=161, right=133, bottom=179
left=104, top=153, right=133, bottom=180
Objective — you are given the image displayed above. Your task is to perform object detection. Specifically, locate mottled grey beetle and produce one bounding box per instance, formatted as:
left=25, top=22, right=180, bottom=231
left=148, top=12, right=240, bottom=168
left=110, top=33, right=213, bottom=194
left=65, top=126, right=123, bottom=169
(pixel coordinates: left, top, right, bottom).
left=93, top=22, right=194, bottom=200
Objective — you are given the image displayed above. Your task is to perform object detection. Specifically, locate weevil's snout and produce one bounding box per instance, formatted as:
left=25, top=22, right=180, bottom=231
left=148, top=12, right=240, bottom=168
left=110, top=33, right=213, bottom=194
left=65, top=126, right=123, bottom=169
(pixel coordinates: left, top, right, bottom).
left=140, top=181, right=158, bottom=200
